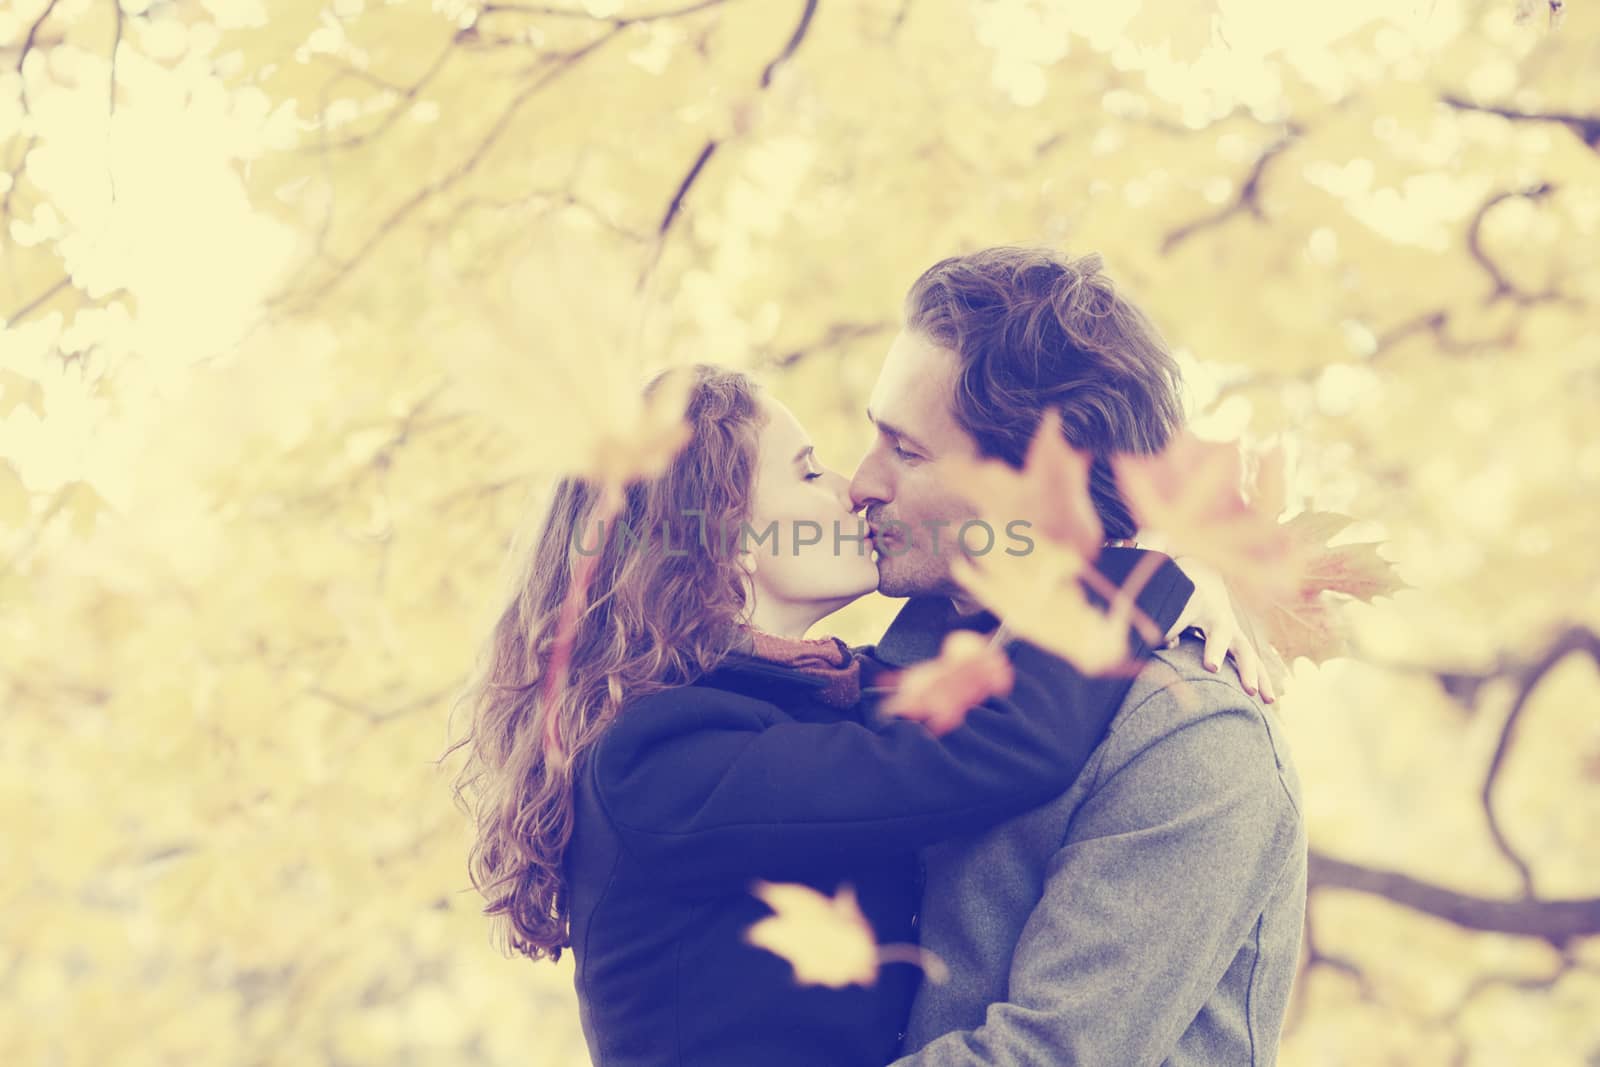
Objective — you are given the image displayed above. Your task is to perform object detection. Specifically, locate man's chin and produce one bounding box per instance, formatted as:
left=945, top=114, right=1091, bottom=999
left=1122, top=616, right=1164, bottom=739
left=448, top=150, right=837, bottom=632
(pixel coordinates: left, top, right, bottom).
left=874, top=557, right=946, bottom=600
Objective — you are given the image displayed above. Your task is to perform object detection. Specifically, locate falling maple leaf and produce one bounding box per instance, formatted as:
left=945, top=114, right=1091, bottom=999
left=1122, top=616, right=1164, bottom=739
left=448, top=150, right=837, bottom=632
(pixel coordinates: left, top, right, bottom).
left=1248, top=440, right=1290, bottom=520
left=743, top=881, right=949, bottom=989
left=1113, top=433, right=1304, bottom=613
left=744, top=881, right=882, bottom=989
left=879, top=630, right=1017, bottom=736
left=946, top=539, right=1161, bottom=678
left=580, top=364, right=696, bottom=488
left=1254, top=509, right=1407, bottom=668
left=943, top=408, right=1105, bottom=559
left=938, top=411, right=1176, bottom=664
left=543, top=367, right=696, bottom=762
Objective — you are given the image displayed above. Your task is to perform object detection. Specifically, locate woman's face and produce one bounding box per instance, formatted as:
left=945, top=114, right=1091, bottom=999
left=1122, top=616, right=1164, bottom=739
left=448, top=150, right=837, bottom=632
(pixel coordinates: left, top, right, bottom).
left=742, top=394, right=880, bottom=624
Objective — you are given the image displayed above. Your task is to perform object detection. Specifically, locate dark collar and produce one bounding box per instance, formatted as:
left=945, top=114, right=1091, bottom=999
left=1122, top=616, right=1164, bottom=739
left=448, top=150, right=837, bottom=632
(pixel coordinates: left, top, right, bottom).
left=866, top=547, right=1163, bottom=669
left=869, top=597, right=1000, bottom=669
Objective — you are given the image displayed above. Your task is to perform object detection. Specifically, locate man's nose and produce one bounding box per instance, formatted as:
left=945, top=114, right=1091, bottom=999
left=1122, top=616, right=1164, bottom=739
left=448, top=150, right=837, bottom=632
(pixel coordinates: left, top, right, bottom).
left=848, top=452, right=886, bottom=513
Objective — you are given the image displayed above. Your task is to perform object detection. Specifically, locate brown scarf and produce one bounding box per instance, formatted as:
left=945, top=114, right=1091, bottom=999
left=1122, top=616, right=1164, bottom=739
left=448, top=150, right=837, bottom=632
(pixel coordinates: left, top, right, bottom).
left=743, top=628, right=863, bottom=708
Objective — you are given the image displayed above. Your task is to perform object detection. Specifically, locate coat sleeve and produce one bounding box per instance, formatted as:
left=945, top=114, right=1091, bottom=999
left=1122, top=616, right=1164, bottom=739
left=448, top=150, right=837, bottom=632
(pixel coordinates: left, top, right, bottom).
left=589, top=559, right=1195, bottom=886
left=888, top=675, right=1305, bottom=1067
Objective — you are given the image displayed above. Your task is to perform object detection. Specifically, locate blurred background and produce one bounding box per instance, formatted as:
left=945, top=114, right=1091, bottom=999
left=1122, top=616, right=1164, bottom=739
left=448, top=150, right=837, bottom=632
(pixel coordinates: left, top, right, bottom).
left=3, top=0, right=1598, bottom=1063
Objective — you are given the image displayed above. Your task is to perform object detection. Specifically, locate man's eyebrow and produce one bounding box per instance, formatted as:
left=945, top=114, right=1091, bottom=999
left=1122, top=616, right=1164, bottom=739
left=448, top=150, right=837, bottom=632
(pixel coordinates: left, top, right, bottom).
left=792, top=444, right=815, bottom=464
left=865, top=409, right=930, bottom=454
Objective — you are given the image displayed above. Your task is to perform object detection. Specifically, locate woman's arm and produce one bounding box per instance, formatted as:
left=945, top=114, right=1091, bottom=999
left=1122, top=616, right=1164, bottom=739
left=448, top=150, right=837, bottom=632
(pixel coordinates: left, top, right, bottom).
left=590, top=554, right=1195, bottom=887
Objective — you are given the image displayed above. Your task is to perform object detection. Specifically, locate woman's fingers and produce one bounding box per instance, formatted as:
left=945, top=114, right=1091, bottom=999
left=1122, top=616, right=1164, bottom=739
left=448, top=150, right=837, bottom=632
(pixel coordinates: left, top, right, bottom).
left=1202, top=625, right=1227, bottom=673
left=1232, top=639, right=1261, bottom=698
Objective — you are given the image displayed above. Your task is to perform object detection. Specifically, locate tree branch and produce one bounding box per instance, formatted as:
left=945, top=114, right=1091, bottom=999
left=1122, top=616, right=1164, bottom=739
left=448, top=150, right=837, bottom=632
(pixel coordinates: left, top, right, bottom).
left=1480, top=625, right=1600, bottom=897
left=761, top=0, right=818, bottom=88
left=479, top=0, right=730, bottom=27
left=275, top=27, right=626, bottom=313
left=657, top=139, right=719, bottom=237
left=4, top=274, right=71, bottom=326
left=1161, top=124, right=1302, bottom=254
left=640, top=0, right=820, bottom=287
left=1367, top=307, right=1517, bottom=359
left=1464, top=182, right=1567, bottom=306
left=762, top=320, right=892, bottom=369
left=307, top=41, right=457, bottom=155
left=1443, top=93, right=1600, bottom=151
left=1308, top=850, right=1600, bottom=945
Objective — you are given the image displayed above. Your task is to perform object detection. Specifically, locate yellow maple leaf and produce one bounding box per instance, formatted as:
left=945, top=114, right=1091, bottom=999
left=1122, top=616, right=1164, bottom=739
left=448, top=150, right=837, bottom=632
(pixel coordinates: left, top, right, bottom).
left=579, top=364, right=696, bottom=489
left=1257, top=510, right=1407, bottom=667
left=744, top=881, right=881, bottom=989
left=1113, top=433, right=1304, bottom=613
left=879, top=630, right=1016, bottom=736
left=949, top=538, right=1146, bottom=677
left=942, top=408, right=1105, bottom=560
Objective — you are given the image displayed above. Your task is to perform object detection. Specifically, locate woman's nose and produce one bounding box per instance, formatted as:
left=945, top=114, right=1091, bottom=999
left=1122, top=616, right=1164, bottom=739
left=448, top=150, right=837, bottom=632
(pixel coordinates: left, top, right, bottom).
left=826, top=469, right=855, bottom=507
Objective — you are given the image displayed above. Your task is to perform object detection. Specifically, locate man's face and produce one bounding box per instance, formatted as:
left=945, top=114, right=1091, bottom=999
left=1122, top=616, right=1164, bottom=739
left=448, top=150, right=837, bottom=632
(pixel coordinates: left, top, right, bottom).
left=849, top=329, right=982, bottom=599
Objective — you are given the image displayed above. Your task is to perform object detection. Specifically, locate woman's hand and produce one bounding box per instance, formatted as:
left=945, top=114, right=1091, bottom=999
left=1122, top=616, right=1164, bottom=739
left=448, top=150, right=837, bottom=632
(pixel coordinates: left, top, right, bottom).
left=1163, top=555, right=1275, bottom=704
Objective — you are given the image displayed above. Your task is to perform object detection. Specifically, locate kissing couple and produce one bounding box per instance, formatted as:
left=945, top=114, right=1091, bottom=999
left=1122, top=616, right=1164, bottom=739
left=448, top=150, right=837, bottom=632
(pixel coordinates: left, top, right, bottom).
left=450, top=246, right=1307, bottom=1066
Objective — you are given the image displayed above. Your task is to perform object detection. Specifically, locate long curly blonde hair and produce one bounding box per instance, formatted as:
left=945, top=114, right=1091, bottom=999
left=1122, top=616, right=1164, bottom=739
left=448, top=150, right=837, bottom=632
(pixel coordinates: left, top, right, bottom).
left=443, top=365, right=766, bottom=961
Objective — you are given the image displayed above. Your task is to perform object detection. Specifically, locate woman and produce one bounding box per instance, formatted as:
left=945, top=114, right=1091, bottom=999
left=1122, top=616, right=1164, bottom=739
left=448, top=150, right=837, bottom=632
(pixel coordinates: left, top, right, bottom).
left=447, top=364, right=1253, bottom=1066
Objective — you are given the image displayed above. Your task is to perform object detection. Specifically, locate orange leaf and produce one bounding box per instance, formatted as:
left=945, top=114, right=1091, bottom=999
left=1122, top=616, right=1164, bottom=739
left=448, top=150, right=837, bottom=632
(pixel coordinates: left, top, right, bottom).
left=582, top=365, right=696, bottom=488
left=744, top=881, right=880, bottom=989
left=1113, top=434, right=1302, bottom=610
left=1255, top=511, right=1406, bottom=666
left=943, top=408, right=1104, bottom=559
left=947, top=540, right=1146, bottom=677
left=879, top=630, right=1016, bottom=736
left=1248, top=440, right=1290, bottom=520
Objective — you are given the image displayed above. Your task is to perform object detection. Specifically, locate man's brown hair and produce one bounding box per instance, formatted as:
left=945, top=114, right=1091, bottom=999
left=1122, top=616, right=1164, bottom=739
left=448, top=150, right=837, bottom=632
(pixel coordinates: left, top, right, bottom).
left=904, top=246, right=1185, bottom=540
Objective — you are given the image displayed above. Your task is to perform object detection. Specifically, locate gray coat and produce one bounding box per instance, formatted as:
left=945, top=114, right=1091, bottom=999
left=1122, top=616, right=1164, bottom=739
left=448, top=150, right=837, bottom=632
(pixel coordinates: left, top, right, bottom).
left=877, top=616, right=1307, bottom=1066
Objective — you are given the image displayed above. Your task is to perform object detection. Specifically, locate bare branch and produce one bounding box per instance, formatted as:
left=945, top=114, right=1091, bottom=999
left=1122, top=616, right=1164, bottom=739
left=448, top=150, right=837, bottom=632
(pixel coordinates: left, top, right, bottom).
left=4, top=274, right=72, bottom=326
left=109, top=0, right=122, bottom=118
left=762, top=320, right=892, bottom=369
left=1443, top=93, right=1600, bottom=151
left=1308, top=850, right=1600, bottom=945
left=1284, top=899, right=1378, bottom=1037
left=307, top=42, right=457, bottom=155
left=1368, top=307, right=1516, bottom=359
left=640, top=0, right=820, bottom=288
left=16, top=0, right=61, bottom=80
left=1464, top=182, right=1567, bottom=305
left=657, top=139, right=719, bottom=238
left=478, top=0, right=730, bottom=28
left=1480, top=625, right=1600, bottom=897
left=1435, top=951, right=1586, bottom=1026
left=274, top=27, right=626, bottom=313
left=760, top=0, right=818, bottom=88
left=1161, top=124, right=1302, bottom=254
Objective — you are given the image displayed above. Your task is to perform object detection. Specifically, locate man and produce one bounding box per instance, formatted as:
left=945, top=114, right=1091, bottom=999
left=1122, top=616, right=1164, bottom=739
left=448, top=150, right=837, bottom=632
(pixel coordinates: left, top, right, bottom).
left=849, top=247, right=1307, bottom=1065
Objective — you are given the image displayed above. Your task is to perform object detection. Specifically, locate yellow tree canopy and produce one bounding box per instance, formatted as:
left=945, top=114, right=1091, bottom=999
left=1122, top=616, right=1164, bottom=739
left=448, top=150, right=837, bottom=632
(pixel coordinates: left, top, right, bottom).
left=2, top=0, right=1597, bottom=1063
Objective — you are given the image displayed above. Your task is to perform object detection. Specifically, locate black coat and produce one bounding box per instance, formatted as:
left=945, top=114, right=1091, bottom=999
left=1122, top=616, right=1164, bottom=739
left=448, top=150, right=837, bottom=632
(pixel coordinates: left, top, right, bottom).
left=563, top=548, right=1195, bottom=1066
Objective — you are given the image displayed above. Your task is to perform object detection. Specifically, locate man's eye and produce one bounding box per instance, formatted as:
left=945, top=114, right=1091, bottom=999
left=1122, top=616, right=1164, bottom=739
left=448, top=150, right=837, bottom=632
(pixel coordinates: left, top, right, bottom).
left=893, top=445, right=919, bottom=461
